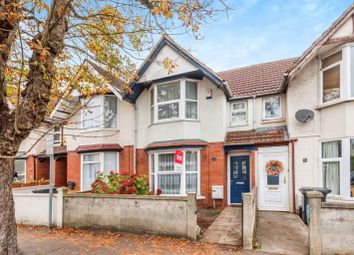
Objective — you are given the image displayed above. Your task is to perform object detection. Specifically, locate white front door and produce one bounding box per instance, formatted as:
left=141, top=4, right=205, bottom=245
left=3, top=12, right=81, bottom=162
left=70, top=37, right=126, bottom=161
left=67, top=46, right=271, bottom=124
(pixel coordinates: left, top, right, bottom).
left=258, top=146, right=289, bottom=211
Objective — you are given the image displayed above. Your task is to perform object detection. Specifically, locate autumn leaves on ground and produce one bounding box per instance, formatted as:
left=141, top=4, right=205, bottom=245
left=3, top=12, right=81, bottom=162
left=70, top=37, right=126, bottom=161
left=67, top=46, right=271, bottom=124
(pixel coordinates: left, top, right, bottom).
left=17, top=225, right=244, bottom=255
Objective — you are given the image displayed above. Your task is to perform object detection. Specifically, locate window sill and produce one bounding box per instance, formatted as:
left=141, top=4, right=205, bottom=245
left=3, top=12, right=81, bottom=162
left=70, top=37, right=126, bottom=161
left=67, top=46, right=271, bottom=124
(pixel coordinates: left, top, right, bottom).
left=148, top=119, right=200, bottom=127
left=315, top=98, right=354, bottom=110
left=228, top=123, right=249, bottom=128
left=80, top=128, right=120, bottom=133
left=261, top=118, right=285, bottom=124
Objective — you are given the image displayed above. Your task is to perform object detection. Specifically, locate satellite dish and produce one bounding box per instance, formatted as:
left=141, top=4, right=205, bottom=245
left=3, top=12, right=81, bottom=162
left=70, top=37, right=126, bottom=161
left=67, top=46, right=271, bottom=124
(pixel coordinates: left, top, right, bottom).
left=295, top=109, right=314, bottom=123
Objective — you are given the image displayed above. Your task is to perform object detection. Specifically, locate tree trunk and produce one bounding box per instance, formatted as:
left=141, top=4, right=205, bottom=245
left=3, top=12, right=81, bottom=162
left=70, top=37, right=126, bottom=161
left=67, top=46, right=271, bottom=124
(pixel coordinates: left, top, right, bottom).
left=0, top=159, right=19, bottom=255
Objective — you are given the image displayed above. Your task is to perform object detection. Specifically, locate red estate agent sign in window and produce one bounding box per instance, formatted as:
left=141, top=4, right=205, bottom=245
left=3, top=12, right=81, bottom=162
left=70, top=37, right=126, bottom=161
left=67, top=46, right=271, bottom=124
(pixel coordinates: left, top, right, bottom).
left=175, top=150, right=183, bottom=165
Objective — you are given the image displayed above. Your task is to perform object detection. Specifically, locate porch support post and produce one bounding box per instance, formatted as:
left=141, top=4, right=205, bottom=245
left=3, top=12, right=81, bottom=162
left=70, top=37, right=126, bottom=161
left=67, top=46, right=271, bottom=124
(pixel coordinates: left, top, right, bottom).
left=307, top=191, right=322, bottom=255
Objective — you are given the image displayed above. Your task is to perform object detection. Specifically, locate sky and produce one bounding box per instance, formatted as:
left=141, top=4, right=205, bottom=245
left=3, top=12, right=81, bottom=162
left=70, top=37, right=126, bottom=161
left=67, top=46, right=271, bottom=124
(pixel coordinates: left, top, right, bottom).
left=167, top=0, right=353, bottom=72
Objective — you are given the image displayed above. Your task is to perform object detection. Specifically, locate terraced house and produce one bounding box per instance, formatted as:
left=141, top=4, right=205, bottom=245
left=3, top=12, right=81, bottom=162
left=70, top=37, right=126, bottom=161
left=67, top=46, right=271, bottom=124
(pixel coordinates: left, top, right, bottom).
left=16, top=4, right=354, bottom=212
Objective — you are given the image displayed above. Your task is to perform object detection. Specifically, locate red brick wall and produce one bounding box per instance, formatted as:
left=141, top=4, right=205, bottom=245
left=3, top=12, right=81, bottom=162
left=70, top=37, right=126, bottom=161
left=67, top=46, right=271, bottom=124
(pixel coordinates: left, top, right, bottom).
left=54, top=158, right=67, bottom=187
left=36, top=158, right=49, bottom=180
left=26, top=155, right=35, bottom=182
left=198, top=142, right=226, bottom=208
left=120, top=145, right=134, bottom=175
left=136, top=149, right=149, bottom=176
left=67, top=151, right=81, bottom=190
left=250, top=151, right=256, bottom=187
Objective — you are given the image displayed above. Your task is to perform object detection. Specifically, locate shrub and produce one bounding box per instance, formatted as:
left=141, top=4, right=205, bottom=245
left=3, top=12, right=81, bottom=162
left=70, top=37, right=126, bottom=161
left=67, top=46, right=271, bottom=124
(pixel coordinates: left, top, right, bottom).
left=91, top=171, right=149, bottom=195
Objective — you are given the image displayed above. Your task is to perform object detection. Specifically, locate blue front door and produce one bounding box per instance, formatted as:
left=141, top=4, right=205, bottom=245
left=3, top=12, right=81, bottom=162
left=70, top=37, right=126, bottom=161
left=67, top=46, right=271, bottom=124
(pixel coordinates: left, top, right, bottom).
left=230, top=156, right=250, bottom=203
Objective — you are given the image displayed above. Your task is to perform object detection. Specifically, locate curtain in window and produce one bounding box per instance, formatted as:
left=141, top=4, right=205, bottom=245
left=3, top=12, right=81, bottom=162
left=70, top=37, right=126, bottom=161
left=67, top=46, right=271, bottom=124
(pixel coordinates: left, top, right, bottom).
left=186, top=151, right=197, bottom=193
left=157, top=82, right=180, bottom=102
left=158, top=154, right=175, bottom=171
left=186, top=101, right=197, bottom=119
left=158, top=103, right=179, bottom=119
left=351, top=139, right=354, bottom=197
left=186, top=82, right=197, bottom=100
left=104, top=152, right=117, bottom=174
left=322, top=141, right=341, bottom=158
left=158, top=174, right=181, bottom=194
left=323, top=162, right=340, bottom=195
left=104, top=96, right=117, bottom=128
left=264, top=97, right=280, bottom=119
left=83, top=163, right=100, bottom=191
left=83, top=97, right=102, bottom=129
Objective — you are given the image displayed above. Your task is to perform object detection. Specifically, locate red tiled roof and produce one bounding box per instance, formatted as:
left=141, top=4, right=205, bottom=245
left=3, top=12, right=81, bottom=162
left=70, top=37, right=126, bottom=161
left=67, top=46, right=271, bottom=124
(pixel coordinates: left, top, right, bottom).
left=76, top=144, right=122, bottom=153
left=145, top=139, right=207, bottom=151
left=218, top=58, right=298, bottom=98
left=225, top=128, right=288, bottom=146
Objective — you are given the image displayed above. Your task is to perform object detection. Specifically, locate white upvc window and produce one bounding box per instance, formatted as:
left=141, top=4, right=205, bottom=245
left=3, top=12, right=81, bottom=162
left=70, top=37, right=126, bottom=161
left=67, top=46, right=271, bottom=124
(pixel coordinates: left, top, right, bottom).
left=230, top=100, right=247, bottom=125
left=150, top=80, right=198, bottom=123
left=263, top=96, right=282, bottom=120
left=81, top=151, right=118, bottom=191
left=81, top=95, right=118, bottom=131
left=53, top=125, right=62, bottom=146
left=321, top=140, right=342, bottom=196
left=320, top=50, right=342, bottom=104
left=14, top=159, right=26, bottom=183
left=149, top=149, right=200, bottom=196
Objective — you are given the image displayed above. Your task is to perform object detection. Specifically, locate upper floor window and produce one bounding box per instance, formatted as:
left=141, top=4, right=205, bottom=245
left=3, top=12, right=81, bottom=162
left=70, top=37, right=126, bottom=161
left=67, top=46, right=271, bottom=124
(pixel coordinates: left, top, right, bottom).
left=150, top=80, right=198, bottom=123
left=230, top=101, right=247, bottom=125
left=321, top=51, right=342, bottom=103
left=53, top=125, right=62, bottom=146
left=82, top=95, right=118, bottom=130
left=263, top=96, right=281, bottom=120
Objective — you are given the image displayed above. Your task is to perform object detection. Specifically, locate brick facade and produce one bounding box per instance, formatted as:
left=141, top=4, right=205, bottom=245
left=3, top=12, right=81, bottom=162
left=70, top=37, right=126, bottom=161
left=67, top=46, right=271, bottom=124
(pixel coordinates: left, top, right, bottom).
left=136, top=149, right=149, bottom=176
left=26, top=155, right=35, bottom=182
left=36, top=158, right=50, bottom=180
left=119, top=145, right=134, bottom=175
left=67, top=151, right=81, bottom=190
left=54, top=158, right=67, bottom=187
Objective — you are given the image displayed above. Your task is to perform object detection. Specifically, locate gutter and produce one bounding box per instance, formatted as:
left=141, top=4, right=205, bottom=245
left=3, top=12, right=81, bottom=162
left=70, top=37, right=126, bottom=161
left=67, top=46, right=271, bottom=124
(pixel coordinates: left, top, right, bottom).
left=290, top=139, right=298, bottom=212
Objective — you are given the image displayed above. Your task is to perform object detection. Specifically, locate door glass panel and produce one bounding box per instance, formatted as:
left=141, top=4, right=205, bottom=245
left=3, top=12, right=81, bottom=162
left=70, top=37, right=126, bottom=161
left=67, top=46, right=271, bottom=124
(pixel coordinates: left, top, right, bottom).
left=267, top=175, right=279, bottom=185
left=242, top=160, right=247, bottom=181
left=233, top=161, right=238, bottom=179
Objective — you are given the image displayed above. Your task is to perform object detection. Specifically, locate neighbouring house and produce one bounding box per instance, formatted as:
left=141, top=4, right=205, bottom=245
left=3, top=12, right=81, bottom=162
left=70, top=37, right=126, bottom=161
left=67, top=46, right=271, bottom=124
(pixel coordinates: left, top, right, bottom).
left=16, top=3, right=354, bottom=211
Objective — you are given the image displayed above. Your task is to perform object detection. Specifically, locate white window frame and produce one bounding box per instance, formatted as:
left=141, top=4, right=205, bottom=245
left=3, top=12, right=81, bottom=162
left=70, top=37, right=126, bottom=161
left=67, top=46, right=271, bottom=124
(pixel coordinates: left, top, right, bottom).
left=320, top=50, right=343, bottom=105
left=263, top=95, right=282, bottom=120
left=81, top=94, right=119, bottom=131
left=150, top=79, right=199, bottom=124
left=14, top=159, right=26, bottom=183
left=80, top=151, right=119, bottom=191
left=229, top=100, right=248, bottom=126
left=53, top=125, right=62, bottom=146
left=320, top=140, right=342, bottom=198
left=149, top=149, right=201, bottom=196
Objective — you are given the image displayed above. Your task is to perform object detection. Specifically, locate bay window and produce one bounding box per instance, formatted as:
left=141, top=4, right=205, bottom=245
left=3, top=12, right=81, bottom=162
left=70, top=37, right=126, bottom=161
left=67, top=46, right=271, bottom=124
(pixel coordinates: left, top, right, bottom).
left=321, top=51, right=342, bottom=103
left=230, top=100, right=247, bottom=125
left=263, top=96, right=281, bottom=120
left=150, top=80, right=198, bottom=123
left=149, top=150, right=200, bottom=195
left=321, top=141, right=341, bottom=195
left=81, top=151, right=118, bottom=191
left=82, top=95, right=118, bottom=130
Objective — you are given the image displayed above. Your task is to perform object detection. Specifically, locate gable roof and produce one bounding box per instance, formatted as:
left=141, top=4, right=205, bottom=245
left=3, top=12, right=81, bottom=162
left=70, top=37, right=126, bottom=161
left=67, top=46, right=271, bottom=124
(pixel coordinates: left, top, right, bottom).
left=126, top=35, right=231, bottom=102
left=218, top=58, right=298, bottom=98
left=285, top=3, right=354, bottom=82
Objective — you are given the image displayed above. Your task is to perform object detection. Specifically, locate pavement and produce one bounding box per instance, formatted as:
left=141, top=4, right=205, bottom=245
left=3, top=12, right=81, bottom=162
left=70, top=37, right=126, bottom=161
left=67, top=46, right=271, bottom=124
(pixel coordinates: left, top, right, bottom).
left=255, top=211, right=308, bottom=255
left=17, top=225, right=266, bottom=255
left=201, top=206, right=242, bottom=246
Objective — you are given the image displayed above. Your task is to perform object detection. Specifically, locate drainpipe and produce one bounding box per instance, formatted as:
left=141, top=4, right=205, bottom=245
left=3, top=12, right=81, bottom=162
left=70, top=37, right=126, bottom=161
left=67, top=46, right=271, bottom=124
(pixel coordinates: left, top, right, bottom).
left=252, top=95, right=256, bottom=130
left=133, top=104, right=137, bottom=174
left=291, top=139, right=298, bottom=213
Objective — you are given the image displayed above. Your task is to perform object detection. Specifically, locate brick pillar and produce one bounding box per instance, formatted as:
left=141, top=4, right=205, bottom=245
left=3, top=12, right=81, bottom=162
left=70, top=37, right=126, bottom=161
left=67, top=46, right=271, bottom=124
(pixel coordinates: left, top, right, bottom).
left=54, top=158, right=67, bottom=187
left=250, top=151, right=256, bottom=187
left=136, top=149, right=148, bottom=176
left=120, top=145, right=134, bottom=175
left=26, top=155, right=35, bottom=182
left=67, top=151, right=81, bottom=190
left=36, top=158, right=50, bottom=180
left=307, top=191, right=322, bottom=255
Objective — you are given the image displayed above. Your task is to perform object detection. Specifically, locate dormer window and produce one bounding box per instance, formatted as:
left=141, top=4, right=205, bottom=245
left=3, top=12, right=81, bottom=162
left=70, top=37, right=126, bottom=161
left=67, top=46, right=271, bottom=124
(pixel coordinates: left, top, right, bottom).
left=150, top=80, right=198, bottom=123
left=321, top=51, right=342, bottom=103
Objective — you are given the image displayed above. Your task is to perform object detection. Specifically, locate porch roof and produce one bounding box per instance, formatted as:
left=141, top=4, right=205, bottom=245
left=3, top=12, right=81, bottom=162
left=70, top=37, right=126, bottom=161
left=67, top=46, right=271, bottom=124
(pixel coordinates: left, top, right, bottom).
left=144, top=139, right=207, bottom=151
left=37, top=146, right=67, bottom=158
left=225, top=127, right=289, bottom=146
left=76, top=143, right=123, bottom=153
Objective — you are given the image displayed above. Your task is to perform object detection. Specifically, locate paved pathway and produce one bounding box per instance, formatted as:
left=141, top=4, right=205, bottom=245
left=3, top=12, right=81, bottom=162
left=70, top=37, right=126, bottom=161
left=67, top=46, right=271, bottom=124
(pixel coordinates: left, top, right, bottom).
left=255, top=211, right=308, bottom=255
left=201, top=207, right=242, bottom=246
left=17, top=225, right=266, bottom=255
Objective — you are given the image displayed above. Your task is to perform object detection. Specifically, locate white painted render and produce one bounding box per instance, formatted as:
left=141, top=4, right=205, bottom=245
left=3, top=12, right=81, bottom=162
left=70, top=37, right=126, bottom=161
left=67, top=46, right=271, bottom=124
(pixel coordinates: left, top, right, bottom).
left=330, top=17, right=353, bottom=39
left=137, top=44, right=198, bottom=83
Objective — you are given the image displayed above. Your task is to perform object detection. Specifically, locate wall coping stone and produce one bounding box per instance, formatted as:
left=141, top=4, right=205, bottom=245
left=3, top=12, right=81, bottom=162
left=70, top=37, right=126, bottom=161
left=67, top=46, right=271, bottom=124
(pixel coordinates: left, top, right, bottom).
left=322, top=201, right=354, bottom=209
left=64, top=192, right=189, bottom=201
left=306, top=191, right=323, bottom=198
